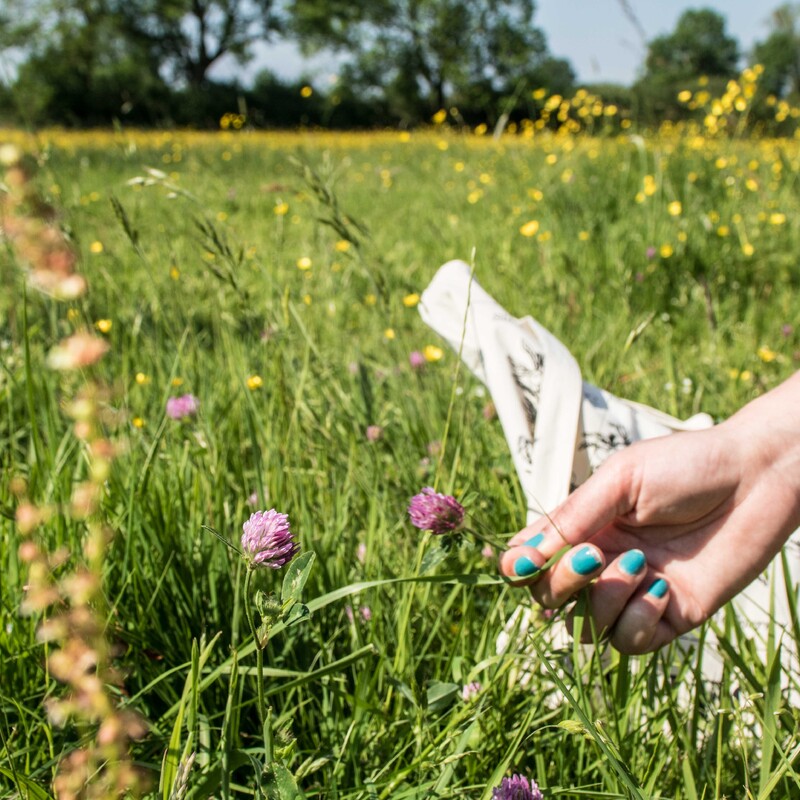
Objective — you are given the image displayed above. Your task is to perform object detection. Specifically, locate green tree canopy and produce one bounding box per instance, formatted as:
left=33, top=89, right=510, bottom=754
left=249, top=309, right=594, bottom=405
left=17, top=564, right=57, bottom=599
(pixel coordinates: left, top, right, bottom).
left=119, top=0, right=282, bottom=88
left=634, top=7, right=741, bottom=124
left=288, top=0, right=570, bottom=123
left=644, top=7, right=740, bottom=80
left=751, top=4, right=800, bottom=98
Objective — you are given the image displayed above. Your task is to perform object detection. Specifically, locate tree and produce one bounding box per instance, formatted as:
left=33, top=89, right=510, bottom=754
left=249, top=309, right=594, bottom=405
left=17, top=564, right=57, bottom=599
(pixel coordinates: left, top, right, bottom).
left=751, top=4, right=800, bottom=98
left=288, top=0, right=568, bottom=123
left=643, top=8, right=740, bottom=80
left=119, top=0, right=282, bottom=88
left=633, top=8, right=740, bottom=123
left=8, top=0, right=170, bottom=124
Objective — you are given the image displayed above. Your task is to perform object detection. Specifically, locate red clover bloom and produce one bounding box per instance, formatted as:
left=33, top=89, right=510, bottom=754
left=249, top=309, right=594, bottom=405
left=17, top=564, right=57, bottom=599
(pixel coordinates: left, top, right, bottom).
left=166, top=393, right=199, bottom=420
left=491, top=774, right=543, bottom=800
left=241, top=509, right=299, bottom=569
left=408, top=487, right=465, bottom=535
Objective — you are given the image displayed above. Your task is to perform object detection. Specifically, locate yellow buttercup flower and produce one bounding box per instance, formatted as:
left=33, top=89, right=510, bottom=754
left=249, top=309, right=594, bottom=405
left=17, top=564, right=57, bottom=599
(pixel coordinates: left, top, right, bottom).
left=668, top=201, right=682, bottom=216
left=95, top=319, right=112, bottom=333
left=274, top=202, right=289, bottom=216
left=132, top=417, right=145, bottom=429
left=769, top=213, right=786, bottom=226
left=246, top=375, right=263, bottom=390
left=403, top=293, right=420, bottom=308
left=300, top=85, right=313, bottom=98
left=297, top=257, right=312, bottom=270
left=135, top=372, right=150, bottom=385
left=89, top=241, right=104, bottom=254
left=334, top=239, right=350, bottom=252
left=432, top=109, right=447, bottom=125
left=423, top=345, right=444, bottom=362
left=757, top=346, right=777, bottom=363
left=519, top=220, right=540, bottom=237
left=384, top=328, right=396, bottom=340
left=660, top=243, right=674, bottom=258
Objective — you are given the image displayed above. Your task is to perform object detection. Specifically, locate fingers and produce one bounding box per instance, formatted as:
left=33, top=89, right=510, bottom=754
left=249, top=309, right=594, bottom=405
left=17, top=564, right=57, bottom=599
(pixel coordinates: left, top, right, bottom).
left=569, top=549, right=649, bottom=641
left=500, top=538, right=676, bottom=654
left=566, top=573, right=673, bottom=654
left=499, top=540, right=606, bottom=604
left=609, top=578, right=674, bottom=654
left=509, top=446, right=640, bottom=560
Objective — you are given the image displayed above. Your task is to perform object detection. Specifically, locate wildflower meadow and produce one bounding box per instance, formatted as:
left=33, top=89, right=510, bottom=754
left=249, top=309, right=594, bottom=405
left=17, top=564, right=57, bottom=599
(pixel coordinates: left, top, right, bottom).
left=3, top=102, right=800, bottom=798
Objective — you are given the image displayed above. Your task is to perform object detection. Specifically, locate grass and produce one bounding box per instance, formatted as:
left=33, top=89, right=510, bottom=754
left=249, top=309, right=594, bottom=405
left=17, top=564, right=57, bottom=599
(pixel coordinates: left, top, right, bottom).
left=1, top=125, right=800, bottom=799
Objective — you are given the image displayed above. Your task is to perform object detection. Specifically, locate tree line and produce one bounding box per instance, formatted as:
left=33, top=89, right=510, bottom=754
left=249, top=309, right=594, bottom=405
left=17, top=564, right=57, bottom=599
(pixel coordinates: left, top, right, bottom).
left=1, top=1, right=799, bottom=130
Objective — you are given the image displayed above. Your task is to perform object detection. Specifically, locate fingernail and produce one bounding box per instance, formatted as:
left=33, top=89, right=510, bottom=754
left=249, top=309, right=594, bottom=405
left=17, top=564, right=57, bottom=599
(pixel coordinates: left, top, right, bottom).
left=524, top=532, right=545, bottom=549
left=619, top=549, right=646, bottom=576
left=570, top=546, right=602, bottom=576
left=647, top=578, right=668, bottom=598
left=514, top=556, right=539, bottom=578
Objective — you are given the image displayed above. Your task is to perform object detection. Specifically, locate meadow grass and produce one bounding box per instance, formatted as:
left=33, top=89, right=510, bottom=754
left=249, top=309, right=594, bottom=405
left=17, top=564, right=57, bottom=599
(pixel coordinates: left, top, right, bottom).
left=2, top=126, right=800, bottom=799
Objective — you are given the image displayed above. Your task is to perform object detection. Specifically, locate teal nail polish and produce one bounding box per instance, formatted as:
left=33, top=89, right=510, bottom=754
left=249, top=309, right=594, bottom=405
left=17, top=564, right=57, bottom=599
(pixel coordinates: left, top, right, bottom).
left=514, top=556, right=539, bottom=578
left=647, top=578, right=668, bottom=598
left=619, top=549, right=646, bottom=576
left=524, top=532, right=545, bottom=549
left=571, top=546, right=602, bottom=576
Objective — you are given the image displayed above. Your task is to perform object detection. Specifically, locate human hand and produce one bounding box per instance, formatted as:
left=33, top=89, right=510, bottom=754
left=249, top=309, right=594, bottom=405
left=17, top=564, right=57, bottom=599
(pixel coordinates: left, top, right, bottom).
left=499, top=375, right=800, bottom=654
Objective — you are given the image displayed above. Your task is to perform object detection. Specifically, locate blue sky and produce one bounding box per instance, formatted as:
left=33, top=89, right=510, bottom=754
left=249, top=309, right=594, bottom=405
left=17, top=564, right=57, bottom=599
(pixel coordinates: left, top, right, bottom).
left=215, top=0, right=787, bottom=88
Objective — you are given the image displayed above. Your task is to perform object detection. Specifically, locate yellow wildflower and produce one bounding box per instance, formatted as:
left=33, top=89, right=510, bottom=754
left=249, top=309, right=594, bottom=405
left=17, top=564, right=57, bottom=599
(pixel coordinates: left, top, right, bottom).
left=246, top=375, right=263, bottom=390
left=757, top=346, right=777, bottom=363
left=668, top=201, right=682, bottom=216
left=403, top=293, right=420, bottom=307
left=297, top=257, right=312, bottom=270
left=519, top=220, right=540, bottom=237
left=95, top=319, right=112, bottom=333
left=89, top=241, right=104, bottom=254
left=423, top=345, right=444, bottom=362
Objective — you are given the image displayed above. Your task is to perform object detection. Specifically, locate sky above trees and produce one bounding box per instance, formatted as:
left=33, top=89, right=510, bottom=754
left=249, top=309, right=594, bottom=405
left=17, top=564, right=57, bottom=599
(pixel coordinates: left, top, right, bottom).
left=214, top=0, right=791, bottom=88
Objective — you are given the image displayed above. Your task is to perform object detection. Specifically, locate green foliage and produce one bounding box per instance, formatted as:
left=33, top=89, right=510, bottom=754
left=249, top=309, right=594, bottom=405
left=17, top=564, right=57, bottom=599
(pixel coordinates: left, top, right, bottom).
left=751, top=4, right=800, bottom=99
left=634, top=8, right=740, bottom=126
left=2, top=129, right=800, bottom=798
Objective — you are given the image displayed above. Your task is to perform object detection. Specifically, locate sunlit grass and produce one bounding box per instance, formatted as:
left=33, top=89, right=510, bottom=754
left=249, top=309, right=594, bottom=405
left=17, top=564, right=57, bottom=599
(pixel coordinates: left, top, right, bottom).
left=2, top=124, right=799, bottom=798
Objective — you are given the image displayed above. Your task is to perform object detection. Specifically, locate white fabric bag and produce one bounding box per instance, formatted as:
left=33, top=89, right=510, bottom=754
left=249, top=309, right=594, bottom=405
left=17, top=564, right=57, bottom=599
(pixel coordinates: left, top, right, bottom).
left=419, top=259, right=800, bottom=686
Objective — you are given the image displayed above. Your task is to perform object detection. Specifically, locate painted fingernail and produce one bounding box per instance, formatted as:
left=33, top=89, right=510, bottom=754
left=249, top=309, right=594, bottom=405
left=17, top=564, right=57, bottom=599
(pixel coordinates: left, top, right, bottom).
left=647, top=578, right=668, bottom=598
left=524, top=532, right=545, bottom=549
left=570, top=546, right=602, bottom=576
left=619, top=549, right=646, bottom=576
left=514, top=556, right=539, bottom=578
